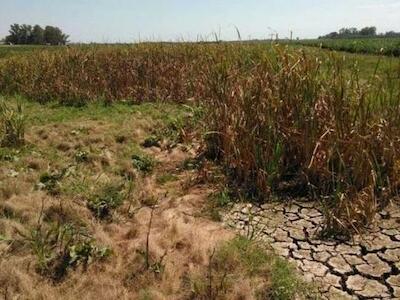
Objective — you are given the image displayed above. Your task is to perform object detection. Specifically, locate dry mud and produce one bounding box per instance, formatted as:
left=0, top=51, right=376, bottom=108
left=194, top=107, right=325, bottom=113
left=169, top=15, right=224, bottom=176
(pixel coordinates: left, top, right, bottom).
left=223, top=200, right=400, bottom=299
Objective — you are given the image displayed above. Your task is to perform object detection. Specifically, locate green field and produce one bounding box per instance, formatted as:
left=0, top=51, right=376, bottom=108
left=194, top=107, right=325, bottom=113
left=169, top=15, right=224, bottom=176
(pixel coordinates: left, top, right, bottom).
left=0, top=45, right=57, bottom=59
left=295, top=37, right=400, bottom=56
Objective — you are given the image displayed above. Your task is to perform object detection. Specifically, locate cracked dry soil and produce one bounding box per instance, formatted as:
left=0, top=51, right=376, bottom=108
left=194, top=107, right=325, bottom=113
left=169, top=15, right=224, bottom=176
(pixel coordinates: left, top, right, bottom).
left=223, top=200, right=400, bottom=299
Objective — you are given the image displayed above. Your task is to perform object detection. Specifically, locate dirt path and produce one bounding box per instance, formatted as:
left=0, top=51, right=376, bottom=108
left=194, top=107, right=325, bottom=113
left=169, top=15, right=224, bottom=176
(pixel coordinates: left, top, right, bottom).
left=223, top=200, right=400, bottom=299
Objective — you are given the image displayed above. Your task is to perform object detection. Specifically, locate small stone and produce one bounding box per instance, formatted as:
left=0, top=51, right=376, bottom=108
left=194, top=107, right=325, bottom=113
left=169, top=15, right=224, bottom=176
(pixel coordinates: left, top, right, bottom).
left=309, top=216, right=324, bottom=224
left=379, top=220, right=399, bottom=230
left=314, top=244, right=336, bottom=253
left=273, top=228, right=291, bottom=242
left=241, top=206, right=251, bottom=214
left=320, top=240, right=338, bottom=246
left=301, top=260, right=328, bottom=277
left=394, top=287, right=400, bottom=299
left=298, top=241, right=313, bottom=250
left=292, top=219, right=314, bottom=229
left=343, top=254, right=364, bottom=266
left=271, top=242, right=296, bottom=257
left=296, top=201, right=315, bottom=208
left=387, top=275, right=400, bottom=287
left=286, top=213, right=299, bottom=221
left=312, top=251, right=331, bottom=263
left=360, top=234, right=399, bottom=251
left=335, top=244, right=361, bottom=255
left=300, top=208, right=322, bottom=218
left=288, top=228, right=306, bottom=241
left=302, top=272, right=315, bottom=283
left=260, top=203, right=273, bottom=210
left=329, top=287, right=355, bottom=300
left=260, top=235, right=274, bottom=244
left=356, top=253, right=391, bottom=278
left=325, top=273, right=342, bottom=288
left=8, top=169, right=19, bottom=177
left=382, top=229, right=399, bottom=236
left=235, top=223, right=244, bottom=230
left=273, top=204, right=285, bottom=212
left=252, top=216, right=261, bottom=223
left=293, top=249, right=313, bottom=261
left=327, top=255, right=352, bottom=274
left=378, top=248, right=400, bottom=262
left=292, top=258, right=304, bottom=269
left=346, top=275, right=390, bottom=298
left=285, top=204, right=300, bottom=214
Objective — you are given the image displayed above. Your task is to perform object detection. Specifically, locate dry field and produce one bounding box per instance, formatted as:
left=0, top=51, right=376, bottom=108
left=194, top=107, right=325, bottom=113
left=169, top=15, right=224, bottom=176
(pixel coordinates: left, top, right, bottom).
left=0, top=99, right=317, bottom=299
left=0, top=42, right=399, bottom=299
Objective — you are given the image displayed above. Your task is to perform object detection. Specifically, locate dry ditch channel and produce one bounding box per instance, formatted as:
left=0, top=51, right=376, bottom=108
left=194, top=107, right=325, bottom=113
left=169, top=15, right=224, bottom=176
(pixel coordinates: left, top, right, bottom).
left=223, top=200, right=400, bottom=299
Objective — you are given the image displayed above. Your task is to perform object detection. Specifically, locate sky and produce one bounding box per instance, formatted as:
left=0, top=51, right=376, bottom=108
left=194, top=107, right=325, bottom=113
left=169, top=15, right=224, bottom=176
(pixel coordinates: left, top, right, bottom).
left=1, top=0, right=400, bottom=43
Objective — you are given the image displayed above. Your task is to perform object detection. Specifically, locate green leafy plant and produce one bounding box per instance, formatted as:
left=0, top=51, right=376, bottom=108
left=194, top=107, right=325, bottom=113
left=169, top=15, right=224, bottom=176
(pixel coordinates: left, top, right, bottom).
left=87, top=182, right=125, bottom=219
left=0, top=147, right=16, bottom=161
left=202, top=188, right=234, bottom=222
left=132, top=154, right=155, bottom=173
left=25, top=223, right=111, bottom=281
left=38, top=170, right=66, bottom=195
left=182, top=157, right=203, bottom=170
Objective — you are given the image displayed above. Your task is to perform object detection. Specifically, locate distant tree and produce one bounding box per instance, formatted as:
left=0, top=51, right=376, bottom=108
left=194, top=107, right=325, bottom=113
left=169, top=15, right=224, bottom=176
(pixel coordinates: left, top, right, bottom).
left=360, top=26, right=377, bottom=36
left=319, top=26, right=394, bottom=39
left=20, top=24, right=33, bottom=44
left=319, top=31, right=339, bottom=39
left=32, top=25, right=45, bottom=44
left=4, top=23, right=69, bottom=45
left=338, top=27, right=359, bottom=37
left=5, top=24, right=22, bottom=44
left=44, top=26, right=69, bottom=45
left=385, top=31, right=400, bottom=37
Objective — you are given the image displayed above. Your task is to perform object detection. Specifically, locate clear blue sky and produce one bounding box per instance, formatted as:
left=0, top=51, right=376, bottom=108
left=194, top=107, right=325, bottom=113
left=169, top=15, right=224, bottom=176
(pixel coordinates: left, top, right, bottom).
left=1, top=0, right=400, bottom=42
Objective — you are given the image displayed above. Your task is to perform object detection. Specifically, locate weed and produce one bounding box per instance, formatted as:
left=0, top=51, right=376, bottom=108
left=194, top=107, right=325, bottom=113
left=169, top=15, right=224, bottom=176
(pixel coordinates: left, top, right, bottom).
left=0, top=147, right=16, bottom=161
left=38, top=170, right=66, bottom=196
left=0, top=98, right=25, bottom=147
left=155, top=173, right=178, bottom=185
left=182, top=157, right=203, bottom=171
left=141, top=135, right=161, bottom=148
left=0, top=42, right=399, bottom=233
left=190, top=237, right=313, bottom=300
left=74, top=150, right=90, bottom=163
left=132, top=154, right=155, bottom=173
left=24, top=223, right=111, bottom=281
left=115, top=134, right=128, bottom=144
left=87, top=182, right=125, bottom=219
left=202, top=189, right=233, bottom=222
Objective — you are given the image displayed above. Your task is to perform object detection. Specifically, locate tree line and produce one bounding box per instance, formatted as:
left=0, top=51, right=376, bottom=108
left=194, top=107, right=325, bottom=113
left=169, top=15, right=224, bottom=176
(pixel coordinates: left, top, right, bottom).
left=319, top=27, right=400, bottom=39
left=4, top=24, right=69, bottom=45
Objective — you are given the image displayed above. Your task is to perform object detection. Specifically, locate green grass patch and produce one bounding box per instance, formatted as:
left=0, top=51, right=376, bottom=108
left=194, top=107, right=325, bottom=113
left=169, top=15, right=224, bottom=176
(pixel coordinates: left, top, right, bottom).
left=155, top=173, right=178, bottom=185
left=2, top=97, right=190, bottom=127
left=132, top=153, right=156, bottom=173
left=202, top=188, right=234, bottom=222
left=190, top=236, right=317, bottom=300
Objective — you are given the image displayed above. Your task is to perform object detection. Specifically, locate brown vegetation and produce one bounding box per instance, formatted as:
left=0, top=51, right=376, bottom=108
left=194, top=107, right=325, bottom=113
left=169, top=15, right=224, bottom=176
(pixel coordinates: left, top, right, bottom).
left=0, top=43, right=399, bottom=234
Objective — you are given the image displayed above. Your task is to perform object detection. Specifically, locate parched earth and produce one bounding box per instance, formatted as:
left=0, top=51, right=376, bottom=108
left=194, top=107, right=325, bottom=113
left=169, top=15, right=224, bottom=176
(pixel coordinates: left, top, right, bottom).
left=223, top=200, right=400, bottom=299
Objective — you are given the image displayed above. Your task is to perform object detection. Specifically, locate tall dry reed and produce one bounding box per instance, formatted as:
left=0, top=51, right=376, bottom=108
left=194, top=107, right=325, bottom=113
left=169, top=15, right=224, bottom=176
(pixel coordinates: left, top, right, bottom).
left=0, top=43, right=399, bottom=234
